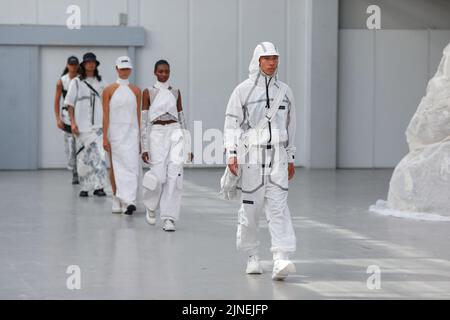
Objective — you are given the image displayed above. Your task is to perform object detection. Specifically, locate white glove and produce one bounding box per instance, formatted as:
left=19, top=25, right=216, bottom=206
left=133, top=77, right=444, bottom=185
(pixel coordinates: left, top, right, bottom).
left=219, top=165, right=241, bottom=200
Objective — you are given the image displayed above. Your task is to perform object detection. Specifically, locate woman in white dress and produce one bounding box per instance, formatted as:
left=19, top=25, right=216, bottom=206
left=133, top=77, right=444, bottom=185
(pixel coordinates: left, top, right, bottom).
left=103, top=56, right=141, bottom=215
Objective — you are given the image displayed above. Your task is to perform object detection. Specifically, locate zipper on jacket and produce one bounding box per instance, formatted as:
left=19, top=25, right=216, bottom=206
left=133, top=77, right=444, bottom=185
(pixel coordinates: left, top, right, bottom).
left=265, top=76, right=273, bottom=144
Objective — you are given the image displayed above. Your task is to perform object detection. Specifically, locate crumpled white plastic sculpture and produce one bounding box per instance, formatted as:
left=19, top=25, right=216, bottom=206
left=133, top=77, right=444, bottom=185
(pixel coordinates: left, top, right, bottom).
left=370, top=43, right=450, bottom=220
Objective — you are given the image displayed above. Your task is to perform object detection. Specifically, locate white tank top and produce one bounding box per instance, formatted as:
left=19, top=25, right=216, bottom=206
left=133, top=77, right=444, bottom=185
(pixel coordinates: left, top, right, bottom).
left=61, top=74, right=72, bottom=96
left=60, top=74, right=74, bottom=124
left=148, top=84, right=179, bottom=122
left=110, top=78, right=138, bottom=125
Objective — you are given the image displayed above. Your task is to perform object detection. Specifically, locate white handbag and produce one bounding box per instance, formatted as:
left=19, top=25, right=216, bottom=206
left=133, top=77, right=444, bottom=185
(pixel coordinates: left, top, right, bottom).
left=142, top=170, right=158, bottom=190
left=219, top=83, right=288, bottom=200
left=142, top=169, right=161, bottom=210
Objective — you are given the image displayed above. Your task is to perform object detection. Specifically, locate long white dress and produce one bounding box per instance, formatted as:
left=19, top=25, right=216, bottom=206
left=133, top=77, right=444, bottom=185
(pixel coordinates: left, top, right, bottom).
left=109, top=78, right=140, bottom=206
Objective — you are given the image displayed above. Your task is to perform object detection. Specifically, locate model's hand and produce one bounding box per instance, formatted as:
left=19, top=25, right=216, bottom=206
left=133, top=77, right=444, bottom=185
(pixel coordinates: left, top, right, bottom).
left=228, top=156, right=239, bottom=176
left=288, top=163, right=295, bottom=180
left=103, top=139, right=111, bottom=152
left=142, top=152, right=150, bottom=164
left=71, top=123, right=79, bottom=136
left=56, top=119, right=65, bottom=130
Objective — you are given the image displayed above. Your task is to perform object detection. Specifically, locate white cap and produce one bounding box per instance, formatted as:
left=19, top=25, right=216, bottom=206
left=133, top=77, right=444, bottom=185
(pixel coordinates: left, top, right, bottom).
left=116, top=56, right=133, bottom=69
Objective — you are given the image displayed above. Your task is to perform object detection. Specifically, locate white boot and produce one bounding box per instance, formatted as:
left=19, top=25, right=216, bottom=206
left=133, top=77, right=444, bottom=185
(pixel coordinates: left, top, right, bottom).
left=272, top=259, right=296, bottom=281
left=163, top=219, right=176, bottom=232
left=145, top=208, right=156, bottom=225
left=246, top=255, right=263, bottom=274
left=112, top=196, right=122, bottom=214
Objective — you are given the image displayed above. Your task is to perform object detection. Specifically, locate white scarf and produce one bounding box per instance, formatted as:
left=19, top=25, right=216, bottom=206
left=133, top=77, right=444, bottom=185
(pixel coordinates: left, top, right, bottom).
left=154, top=80, right=170, bottom=90
left=116, top=78, right=130, bottom=85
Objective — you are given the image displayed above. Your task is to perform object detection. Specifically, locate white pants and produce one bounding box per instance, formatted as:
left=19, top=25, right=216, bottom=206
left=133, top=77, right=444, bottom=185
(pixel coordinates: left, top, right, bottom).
left=64, top=132, right=77, bottom=171
left=110, top=123, right=140, bottom=206
left=143, top=123, right=184, bottom=221
left=237, top=144, right=296, bottom=257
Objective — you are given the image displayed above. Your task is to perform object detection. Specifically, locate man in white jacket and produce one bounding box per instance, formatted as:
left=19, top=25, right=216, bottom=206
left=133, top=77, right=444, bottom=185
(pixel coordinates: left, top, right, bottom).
left=223, top=42, right=297, bottom=281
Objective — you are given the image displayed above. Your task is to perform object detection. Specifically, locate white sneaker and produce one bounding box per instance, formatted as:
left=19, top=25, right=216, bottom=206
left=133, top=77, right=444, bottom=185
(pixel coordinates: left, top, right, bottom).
left=272, top=259, right=296, bottom=281
left=112, top=196, right=122, bottom=214
left=162, top=219, right=176, bottom=232
left=246, top=255, right=263, bottom=274
left=145, top=208, right=156, bottom=225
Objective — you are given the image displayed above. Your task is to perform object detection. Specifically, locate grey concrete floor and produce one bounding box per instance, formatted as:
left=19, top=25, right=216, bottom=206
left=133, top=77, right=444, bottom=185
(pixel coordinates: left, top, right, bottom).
left=0, top=168, right=449, bottom=299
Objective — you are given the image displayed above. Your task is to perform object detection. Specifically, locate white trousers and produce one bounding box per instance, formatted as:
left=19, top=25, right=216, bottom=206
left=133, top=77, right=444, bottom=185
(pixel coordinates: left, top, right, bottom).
left=237, top=144, right=296, bottom=257
left=64, top=132, right=77, bottom=170
left=143, top=123, right=184, bottom=221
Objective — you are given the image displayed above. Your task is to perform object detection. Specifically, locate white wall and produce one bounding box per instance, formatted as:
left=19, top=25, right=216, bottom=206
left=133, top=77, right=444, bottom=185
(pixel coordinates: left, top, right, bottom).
left=340, top=0, right=450, bottom=29
left=0, top=0, right=127, bottom=25
left=2, top=0, right=450, bottom=170
left=1, top=0, right=312, bottom=168
left=135, top=0, right=308, bottom=166
left=338, top=30, right=450, bottom=168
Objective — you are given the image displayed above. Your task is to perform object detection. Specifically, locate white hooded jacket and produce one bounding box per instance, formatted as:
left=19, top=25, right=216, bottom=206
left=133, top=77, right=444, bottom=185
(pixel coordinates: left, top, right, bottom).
left=223, top=42, right=296, bottom=162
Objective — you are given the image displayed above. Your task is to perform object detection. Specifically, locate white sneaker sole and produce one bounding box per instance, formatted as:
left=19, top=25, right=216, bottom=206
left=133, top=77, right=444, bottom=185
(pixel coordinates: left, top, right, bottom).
left=272, top=261, right=296, bottom=281
left=246, top=266, right=263, bottom=275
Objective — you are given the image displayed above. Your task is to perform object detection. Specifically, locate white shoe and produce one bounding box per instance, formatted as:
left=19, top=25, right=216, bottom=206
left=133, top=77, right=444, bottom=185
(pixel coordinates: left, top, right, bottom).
left=272, top=259, right=296, bottom=281
left=162, top=219, right=176, bottom=232
left=112, top=196, right=122, bottom=214
left=246, top=255, right=263, bottom=274
left=145, top=208, right=156, bottom=225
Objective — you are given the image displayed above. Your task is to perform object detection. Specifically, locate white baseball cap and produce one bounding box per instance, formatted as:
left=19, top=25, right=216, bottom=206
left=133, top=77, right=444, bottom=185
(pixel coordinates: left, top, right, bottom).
left=116, top=56, right=133, bottom=69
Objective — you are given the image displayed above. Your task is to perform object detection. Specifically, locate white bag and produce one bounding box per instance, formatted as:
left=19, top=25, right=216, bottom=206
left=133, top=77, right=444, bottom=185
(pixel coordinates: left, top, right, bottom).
left=142, top=170, right=161, bottom=210
left=219, top=164, right=241, bottom=200
left=142, top=170, right=158, bottom=190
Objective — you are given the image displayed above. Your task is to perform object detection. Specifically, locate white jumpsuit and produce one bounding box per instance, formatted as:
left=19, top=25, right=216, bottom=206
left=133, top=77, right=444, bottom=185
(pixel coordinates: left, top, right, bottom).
left=142, top=83, right=185, bottom=222
left=224, top=42, right=297, bottom=258
left=109, top=78, right=140, bottom=207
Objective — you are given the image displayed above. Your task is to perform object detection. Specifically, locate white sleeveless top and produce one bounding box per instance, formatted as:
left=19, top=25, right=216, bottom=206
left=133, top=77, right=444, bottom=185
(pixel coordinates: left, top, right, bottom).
left=60, top=74, right=74, bottom=124
left=110, top=78, right=137, bottom=125
left=148, top=81, right=179, bottom=122
left=61, top=74, right=72, bottom=95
